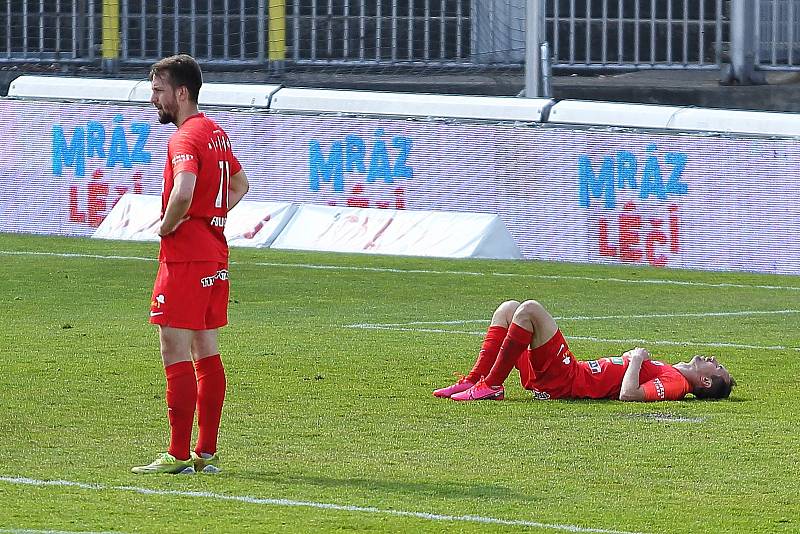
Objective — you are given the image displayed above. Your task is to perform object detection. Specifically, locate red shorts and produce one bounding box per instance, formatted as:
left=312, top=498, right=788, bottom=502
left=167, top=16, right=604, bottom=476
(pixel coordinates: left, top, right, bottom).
left=149, top=261, right=229, bottom=330
left=517, top=329, right=578, bottom=399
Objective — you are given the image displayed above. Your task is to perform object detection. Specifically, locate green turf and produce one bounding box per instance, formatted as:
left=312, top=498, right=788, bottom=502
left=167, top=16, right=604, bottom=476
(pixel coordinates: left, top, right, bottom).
left=0, top=232, right=798, bottom=534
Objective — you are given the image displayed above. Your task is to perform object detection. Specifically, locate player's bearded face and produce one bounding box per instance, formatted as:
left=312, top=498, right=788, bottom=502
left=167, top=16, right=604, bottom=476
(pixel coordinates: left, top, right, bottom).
left=155, top=92, right=178, bottom=124
left=150, top=75, right=179, bottom=125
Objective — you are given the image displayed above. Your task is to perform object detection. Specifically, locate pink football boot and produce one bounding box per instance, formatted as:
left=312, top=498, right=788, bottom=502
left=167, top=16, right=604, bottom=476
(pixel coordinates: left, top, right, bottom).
left=450, top=378, right=505, bottom=401
left=433, top=374, right=475, bottom=398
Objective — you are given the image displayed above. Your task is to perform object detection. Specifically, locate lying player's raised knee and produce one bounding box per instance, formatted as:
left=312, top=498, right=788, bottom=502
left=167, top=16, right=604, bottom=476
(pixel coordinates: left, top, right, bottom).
left=516, top=300, right=548, bottom=319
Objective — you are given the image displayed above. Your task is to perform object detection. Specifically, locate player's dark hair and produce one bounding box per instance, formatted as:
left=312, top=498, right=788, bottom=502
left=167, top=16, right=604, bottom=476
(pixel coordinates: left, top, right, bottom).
left=149, top=54, right=202, bottom=103
left=694, top=374, right=736, bottom=400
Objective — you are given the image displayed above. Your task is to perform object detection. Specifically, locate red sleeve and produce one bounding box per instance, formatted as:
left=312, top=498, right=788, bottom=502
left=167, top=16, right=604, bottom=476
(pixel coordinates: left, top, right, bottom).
left=168, top=132, right=200, bottom=175
left=230, top=153, right=242, bottom=176
left=641, top=375, right=691, bottom=401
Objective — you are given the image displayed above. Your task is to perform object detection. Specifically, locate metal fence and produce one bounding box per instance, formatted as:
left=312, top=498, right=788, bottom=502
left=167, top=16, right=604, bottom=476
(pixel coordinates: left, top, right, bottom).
left=1, top=0, right=800, bottom=73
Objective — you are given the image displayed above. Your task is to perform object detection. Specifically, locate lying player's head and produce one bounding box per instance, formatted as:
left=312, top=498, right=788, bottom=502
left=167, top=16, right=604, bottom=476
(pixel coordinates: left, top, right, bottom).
left=149, top=54, right=202, bottom=102
left=687, top=355, right=736, bottom=400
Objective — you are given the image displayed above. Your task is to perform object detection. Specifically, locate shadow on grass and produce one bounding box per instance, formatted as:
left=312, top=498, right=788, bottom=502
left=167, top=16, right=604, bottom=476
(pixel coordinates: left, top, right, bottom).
left=236, top=471, right=539, bottom=503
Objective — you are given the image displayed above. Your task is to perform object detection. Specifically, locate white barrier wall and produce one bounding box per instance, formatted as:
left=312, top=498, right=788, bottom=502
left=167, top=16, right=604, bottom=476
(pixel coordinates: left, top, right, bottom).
left=93, top=194, right=298, bottom=249
left=270, top=204, right=522, bottom=259
left=270, top=88, right=552, bottom=121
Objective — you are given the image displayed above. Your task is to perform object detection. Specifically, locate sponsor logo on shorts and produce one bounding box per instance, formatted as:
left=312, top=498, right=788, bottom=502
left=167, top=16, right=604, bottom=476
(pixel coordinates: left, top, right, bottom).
left=150, top=293, right=166, bottom=308
left=149, top=311, right=164, bottom=317
left=200, top=269, right=229, bottom=288
left=531, top=389, right=551, bottom=400
left=653, top=378, right=665, bottom=399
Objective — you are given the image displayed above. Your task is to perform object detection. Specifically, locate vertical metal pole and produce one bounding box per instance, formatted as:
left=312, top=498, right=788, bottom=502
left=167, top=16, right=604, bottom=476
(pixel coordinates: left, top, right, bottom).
left=725, top=0, right=763, bottom=84
left=649, top=0, right=655, bottom=64
left=56, top=0, right=62, bottom=58
left=455, top=0, right=462, bottom=60
left=407, top=0, right=412, bottom=60
left=617, top=0, right=622, bottom=65
left=223, top=0, right=229, bottom=59
left=601, top=0, right=608, bottom=64
left=666, top=0, right=672, bottom=64
left=391, top=0, right=397, bottom=62
left=190, top=0, right=196, bottom=57
left=311, top=0, right=317, bottom=60
left=173, top=0, right=178, bottom=54
left=771, top=0, right=778, bottom=65
left=157, top=0, right=162, bottom=58
left=257, top=0, right=265, bottom=62
left=439, top=0, right=445, bottom=59
left=552, top=0, right=559, bottom=64
left=359, top=0, right=365, bottom=61
left=682, top=0, right=688, bottom=65
left=377, top=0, right=383, bottom=61
left=239, top=0, right=245, bottom=59
left=5, top=0, right=11, bottom=59
left=698, top=0, right=705, bottom=66
left=207, top=0, right=212, bottom=59
left=39, top=0, right=44, bottom=55
left=88, top=0, right=95, bottom=60
left=327, top=0, right=333, bottom=56
left=787, top=0, right=795, bottom=66
left=633, top=0, right=639, bottom=64
left=525, top=0, right=547, bottom=97
left=344, top=0, right=349, bottom=58
left=568, top=0, right=575, bottom=64
left=292, top=0, right=299, bottom=60
left=22, top=0, right=28, bottom=56
left=140, top=0, right=145, bottom=59
left=120, top=0, right=128, bottom=61
left=424, top=0, right=430, bottom=61
left=585, top=0, right=591, bottom=64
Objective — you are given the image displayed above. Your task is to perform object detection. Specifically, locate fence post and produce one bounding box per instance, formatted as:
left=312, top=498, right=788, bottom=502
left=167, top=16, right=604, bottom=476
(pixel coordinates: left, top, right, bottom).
left=268, top=0, right=286, bottom=73
left=722, top=0, right=766, bottom=85
left=524, top=0, right=550, bottom=97
left=101, top=0, right=120, bottom=73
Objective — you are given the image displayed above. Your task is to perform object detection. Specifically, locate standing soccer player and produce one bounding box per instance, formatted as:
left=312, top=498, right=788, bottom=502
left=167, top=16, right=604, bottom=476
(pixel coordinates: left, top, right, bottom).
left=132, top=54, right=249, bottom=474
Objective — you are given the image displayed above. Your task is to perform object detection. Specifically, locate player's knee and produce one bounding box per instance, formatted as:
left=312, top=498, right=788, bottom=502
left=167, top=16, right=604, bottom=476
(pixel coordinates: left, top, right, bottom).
left=497, top=300, right=521, bottom=314
left=515, top=300, right=548, bottom=321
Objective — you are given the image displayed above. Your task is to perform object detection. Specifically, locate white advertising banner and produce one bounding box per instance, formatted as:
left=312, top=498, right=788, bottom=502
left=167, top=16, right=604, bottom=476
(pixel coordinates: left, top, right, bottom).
left=0, top=98, right=798, bottom=274
left=92, top=194, right=297, bottom=249
left=270, top=204, right=523, bottom=259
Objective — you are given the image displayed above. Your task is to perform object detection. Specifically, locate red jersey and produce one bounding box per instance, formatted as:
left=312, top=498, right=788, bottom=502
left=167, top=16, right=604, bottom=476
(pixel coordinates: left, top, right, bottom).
left=570, top=357, right=691, bottom=401
left=159, top=113, right=242, bottom=262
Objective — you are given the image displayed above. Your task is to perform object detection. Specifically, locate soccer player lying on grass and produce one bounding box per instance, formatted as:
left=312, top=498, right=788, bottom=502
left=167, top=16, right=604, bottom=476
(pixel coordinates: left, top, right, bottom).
left=434, top=299, right=735, bottom=402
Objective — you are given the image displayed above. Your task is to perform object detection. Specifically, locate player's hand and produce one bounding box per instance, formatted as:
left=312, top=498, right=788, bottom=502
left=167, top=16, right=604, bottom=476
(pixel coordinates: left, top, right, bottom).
left=625, top=347, right=650, bottom=361
left=158, top=216, right=190, bottom=237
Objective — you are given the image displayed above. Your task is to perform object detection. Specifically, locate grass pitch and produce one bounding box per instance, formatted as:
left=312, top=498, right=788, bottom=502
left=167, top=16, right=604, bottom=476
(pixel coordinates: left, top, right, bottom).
left=0, top=232, right=798, bottom=534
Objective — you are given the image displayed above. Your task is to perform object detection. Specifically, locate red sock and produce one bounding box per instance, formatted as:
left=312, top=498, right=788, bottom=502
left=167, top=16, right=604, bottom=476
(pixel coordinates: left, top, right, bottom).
left=466, top=326, right=508, bottom=383
left=165, top=361, right=197, bottom=461
left=485, top=323, right=533, bottom=387
left=194, top=354, right=226, bottom=455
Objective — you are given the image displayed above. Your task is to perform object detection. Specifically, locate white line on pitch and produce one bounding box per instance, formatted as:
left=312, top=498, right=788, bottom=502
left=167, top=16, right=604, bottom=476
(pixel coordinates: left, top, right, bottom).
left=0, top=476, right=644, bottom=534
left=347, top=309, right=800, bottom=328
left=344, top=324, right=800, bottom=351
left=2, top=250, right=799, bottom=292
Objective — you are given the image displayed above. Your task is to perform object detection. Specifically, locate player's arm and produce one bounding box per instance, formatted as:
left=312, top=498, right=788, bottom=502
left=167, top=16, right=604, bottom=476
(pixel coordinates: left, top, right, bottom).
left=159, top=171, right=197, bottom=237
left=227, top=168, right=249, bottom=211
left=618, top=347, right=650, bottom=401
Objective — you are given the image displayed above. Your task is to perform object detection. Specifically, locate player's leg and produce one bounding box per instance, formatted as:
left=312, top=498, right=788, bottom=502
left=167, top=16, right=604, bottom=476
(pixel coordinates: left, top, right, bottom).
left=485, top=300, right=558, bottom=384
left=453, top=300, right=557, bottom=401
left=433, top=300, right=519, bottom=398
left=189, top=260, right=229, bottom=472
left=132, top=326, right=196, bottom=474
left=134, top=262, right=202, bottom=474
left=191, top=328, right=225, bottom=473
